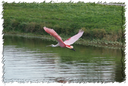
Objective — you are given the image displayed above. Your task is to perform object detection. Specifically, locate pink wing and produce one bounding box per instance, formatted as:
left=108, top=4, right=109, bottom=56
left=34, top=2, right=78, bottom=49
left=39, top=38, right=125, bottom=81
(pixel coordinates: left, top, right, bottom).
left=43, top=27, right=66, bottom=47
left=64, top=29, right=84, bottom=45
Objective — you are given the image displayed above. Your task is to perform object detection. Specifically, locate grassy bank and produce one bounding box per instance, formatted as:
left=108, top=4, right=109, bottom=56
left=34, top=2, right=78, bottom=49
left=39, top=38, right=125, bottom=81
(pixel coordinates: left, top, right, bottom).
left=4, top=31, right=123, bottom=49
left=2, top=2, right=125, bottom=47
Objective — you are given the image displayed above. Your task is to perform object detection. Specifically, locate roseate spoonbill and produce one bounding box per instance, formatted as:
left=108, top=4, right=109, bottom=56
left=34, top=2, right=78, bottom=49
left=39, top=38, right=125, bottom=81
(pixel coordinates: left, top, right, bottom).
left=43, top=27, right=84, bottom=51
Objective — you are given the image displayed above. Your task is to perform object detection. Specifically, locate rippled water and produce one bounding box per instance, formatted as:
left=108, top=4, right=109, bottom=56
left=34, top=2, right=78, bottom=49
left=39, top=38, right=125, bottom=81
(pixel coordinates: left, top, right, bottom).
left=3, top=35, right=125, bottom=83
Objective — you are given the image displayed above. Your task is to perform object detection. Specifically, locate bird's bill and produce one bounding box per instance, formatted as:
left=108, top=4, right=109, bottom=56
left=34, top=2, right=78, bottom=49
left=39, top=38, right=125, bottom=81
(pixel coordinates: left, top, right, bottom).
left=71, top=48, right=75, bottom=51
left=46, top=45, right=52, bottom=47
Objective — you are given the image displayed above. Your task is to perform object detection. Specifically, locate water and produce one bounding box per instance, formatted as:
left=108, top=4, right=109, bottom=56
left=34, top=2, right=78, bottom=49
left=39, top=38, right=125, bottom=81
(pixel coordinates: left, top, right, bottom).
left=3, top=35, right=125, bottom=83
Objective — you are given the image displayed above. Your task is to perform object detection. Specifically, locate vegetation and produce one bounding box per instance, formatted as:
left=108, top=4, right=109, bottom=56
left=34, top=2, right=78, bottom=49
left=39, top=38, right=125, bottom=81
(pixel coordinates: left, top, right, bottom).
left=2, top=2, right=125, bottom=47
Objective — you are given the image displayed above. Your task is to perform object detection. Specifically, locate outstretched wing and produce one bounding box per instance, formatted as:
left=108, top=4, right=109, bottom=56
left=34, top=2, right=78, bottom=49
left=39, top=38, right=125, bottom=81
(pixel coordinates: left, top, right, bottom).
left=64, top=29, right=84, bottom=45
left=43, top=27, right=65, bottom=47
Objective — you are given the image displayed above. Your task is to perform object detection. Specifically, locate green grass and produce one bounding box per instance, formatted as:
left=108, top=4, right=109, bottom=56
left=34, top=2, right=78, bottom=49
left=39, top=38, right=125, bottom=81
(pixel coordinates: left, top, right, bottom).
left=2, top=2, right=125, bottom=45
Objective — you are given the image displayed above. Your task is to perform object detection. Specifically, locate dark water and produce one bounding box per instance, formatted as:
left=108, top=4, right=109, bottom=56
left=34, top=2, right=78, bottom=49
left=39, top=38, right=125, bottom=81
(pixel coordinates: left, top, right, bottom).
left=3, top=35, right=125, bottom=83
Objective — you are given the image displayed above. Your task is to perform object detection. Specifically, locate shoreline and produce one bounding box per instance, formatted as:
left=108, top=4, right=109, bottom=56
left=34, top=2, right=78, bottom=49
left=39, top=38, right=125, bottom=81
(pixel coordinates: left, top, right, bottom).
left=3, top=32, right=124, bottom=50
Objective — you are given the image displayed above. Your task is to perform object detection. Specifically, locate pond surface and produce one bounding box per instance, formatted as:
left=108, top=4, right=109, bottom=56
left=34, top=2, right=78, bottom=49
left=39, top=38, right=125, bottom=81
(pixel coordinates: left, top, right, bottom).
left=3, top=35, right=125, bottom=83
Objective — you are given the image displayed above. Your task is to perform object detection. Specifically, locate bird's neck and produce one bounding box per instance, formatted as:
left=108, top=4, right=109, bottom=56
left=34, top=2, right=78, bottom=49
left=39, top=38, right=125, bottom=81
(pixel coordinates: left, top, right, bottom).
left=52, top=44, right=59, bottom=47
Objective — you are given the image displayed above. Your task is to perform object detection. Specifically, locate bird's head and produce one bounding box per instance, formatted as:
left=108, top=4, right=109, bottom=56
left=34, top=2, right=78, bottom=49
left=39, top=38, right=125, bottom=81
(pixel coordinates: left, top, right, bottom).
left=66, top=45, right=75, bottom=51
left=46, top=44, right=55, bottom=47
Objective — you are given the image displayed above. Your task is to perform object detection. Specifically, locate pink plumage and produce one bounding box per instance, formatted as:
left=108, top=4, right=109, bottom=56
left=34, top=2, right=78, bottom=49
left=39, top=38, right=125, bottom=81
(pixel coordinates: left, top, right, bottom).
left=43, top=26, right=84, bottom=50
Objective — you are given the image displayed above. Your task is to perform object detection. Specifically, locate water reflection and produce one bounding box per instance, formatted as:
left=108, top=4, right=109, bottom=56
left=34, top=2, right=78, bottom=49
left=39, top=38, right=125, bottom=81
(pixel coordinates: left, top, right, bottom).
left=3, top=35, right=125, bottom=83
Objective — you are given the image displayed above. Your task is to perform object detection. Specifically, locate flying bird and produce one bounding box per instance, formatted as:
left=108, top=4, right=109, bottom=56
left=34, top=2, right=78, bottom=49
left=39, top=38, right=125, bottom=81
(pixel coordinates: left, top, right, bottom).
left=44, top=27, right=84, bottom=51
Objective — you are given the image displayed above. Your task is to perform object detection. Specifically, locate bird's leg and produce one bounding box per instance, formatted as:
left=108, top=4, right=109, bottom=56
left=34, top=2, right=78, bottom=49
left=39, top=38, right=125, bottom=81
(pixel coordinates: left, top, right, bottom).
left=71, top=48, right=75, bottom=51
